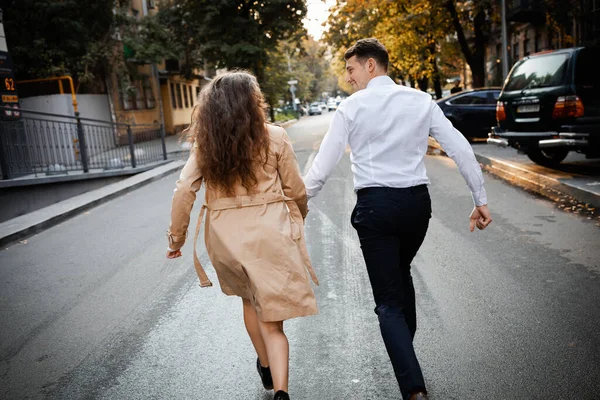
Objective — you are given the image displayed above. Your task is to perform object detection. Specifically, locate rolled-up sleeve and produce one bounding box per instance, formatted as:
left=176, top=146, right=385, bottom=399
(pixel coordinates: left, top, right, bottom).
left=429, top=101, right=488, bottom=206
left=167, top=144, right=203, bottom=250
left=277, top=129, right=309, bottom=218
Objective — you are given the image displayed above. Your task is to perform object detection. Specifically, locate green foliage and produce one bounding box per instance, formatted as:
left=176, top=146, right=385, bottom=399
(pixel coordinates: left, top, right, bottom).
left=120, top=14, right=180, bottom=65
left=158, top=0, right=308, bottom=81
left=274, top=110, right=297, bottom=122
left=1, top=0, right=115, bottom=82
left=260, top=37, right=337, bottom=118
left=323, top=0, right=495, bottom=88
left=1, top=0, right=178, bottom=90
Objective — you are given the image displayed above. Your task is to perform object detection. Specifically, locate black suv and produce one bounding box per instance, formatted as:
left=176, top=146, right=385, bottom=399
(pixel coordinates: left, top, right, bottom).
left=488, top=46, right=600, bottom=166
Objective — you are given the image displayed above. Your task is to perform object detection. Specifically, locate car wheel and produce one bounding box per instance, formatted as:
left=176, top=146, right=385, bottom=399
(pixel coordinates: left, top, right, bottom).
left=526, top=147, right=569, bottom=167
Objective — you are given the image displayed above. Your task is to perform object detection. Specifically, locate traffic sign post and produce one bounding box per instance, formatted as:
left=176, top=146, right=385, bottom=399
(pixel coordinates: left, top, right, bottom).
left=288, top=79, right=298, bottom=112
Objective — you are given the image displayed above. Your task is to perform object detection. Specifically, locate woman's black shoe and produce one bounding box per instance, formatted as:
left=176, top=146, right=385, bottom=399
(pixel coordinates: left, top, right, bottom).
left=256, top=357, right=273, bottom=390
left=274, top=390, right=290, bottom=400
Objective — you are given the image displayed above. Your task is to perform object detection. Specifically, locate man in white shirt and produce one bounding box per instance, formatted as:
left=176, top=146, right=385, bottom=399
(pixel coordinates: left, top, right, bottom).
left=303, top=38, right=492, bottom=400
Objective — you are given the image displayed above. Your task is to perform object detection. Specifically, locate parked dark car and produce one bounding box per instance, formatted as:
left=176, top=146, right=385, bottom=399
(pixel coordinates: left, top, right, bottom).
left=436, top=87, right=502, bottom=139
left=488, top=46, right=600, bottom=167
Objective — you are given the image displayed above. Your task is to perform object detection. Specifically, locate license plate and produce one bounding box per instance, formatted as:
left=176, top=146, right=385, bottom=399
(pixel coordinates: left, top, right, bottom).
left=516, top=104, right=540, bottom=113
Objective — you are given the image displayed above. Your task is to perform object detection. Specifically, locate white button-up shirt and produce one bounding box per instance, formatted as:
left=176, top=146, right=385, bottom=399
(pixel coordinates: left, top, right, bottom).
left=303, top=75, right=488, bottom=206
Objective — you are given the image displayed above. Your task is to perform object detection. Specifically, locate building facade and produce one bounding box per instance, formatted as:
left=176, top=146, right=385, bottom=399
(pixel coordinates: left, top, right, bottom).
left=485, top=0, right=600, bottom=86
left=107, top=0, right=212, bottom=136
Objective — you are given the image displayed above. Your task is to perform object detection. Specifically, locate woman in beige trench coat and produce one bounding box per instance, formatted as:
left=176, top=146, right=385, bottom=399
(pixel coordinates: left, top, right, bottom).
left=165, top=71, right=318, bottom=400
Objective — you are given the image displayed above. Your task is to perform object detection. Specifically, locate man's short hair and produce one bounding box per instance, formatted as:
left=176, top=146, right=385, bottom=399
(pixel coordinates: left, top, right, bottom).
left=344, top=38, right=389, bottom=71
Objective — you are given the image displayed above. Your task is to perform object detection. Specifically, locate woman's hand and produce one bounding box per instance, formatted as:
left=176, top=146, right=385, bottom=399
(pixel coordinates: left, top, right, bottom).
left=166, top=249, right=182, bottom=259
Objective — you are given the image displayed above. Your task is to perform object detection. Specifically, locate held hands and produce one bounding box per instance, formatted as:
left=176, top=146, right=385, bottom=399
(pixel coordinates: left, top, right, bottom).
left=166, top=249, right=182, bottom=259
left=469, top=204, right=492, bottom=232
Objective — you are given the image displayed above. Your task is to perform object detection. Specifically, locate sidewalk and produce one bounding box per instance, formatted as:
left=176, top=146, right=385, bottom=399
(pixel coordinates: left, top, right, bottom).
left=0, top=134, right=190, bottom=248
left=0, top=120, right=299, bottom=248
left=428, top=137, right=600, bottom=208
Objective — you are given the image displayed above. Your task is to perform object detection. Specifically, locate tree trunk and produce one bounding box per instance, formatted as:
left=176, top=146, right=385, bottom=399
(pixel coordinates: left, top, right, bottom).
left=269, top=102, right=275, bottom=122
left=429, top=43, right=443, bottom=98
left=445, top=0, right=487, bottom=88
left=418, top=77, right=429, bottom=92
left=432, top=69, right=443, bottom=99
left=471, top=8, right=487, bottom=88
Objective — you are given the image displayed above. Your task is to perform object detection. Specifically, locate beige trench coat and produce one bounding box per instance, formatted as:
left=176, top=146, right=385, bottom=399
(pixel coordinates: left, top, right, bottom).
left=167, top=124, right=318, bottom=322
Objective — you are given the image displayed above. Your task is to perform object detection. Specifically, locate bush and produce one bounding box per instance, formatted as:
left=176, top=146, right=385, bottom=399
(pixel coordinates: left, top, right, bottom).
left=274, top=110, right=298, bottom=122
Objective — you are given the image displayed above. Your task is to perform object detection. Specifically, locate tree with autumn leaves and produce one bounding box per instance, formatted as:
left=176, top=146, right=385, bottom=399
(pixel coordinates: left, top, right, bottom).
left=324, top=0, right=495, bottom=97
left=324, top=0, right=587, bottom=95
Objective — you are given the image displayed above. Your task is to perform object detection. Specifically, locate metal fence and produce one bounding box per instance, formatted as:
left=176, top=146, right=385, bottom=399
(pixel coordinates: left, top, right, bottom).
left=0, top=107, right=167, bottom=179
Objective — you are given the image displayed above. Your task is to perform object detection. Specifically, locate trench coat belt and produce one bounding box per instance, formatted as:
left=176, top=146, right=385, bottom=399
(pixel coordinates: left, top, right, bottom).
left=192, top=192, right=319, bottom=288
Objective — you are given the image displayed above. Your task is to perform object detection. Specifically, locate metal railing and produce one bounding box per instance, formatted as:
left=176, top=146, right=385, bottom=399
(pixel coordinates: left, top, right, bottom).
left=0, top=107, right=167, bottom=179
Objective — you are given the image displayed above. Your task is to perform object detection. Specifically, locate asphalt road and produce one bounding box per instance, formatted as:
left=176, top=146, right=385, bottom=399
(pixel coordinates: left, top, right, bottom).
left=1, top=110, right=599, bottom=399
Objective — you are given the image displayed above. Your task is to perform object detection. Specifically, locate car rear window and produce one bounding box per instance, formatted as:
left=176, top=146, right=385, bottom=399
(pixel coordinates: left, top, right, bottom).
left=504, top=53, right=570, bottom=91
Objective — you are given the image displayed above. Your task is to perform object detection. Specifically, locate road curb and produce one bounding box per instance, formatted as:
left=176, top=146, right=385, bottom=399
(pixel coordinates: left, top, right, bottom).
left=277, top=119, right=298, bottom=128
left=0, top=160, right=185, bottom=249
left=427, top=137, right=600, bottom=207
left=0, top=160, right=173, bottom=189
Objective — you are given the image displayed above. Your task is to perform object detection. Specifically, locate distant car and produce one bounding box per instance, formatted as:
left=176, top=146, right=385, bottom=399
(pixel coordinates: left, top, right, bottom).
left=436, top=87, right=502, bottom=139
left=327, top=98, right=337, bottom=111
left=319, top=101, right=327, bottom=111
left=309, top=102, right=322, bottom=116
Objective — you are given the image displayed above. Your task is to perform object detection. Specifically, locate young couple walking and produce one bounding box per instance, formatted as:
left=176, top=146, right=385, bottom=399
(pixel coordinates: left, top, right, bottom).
left=166, top=38, right=492, bottom=400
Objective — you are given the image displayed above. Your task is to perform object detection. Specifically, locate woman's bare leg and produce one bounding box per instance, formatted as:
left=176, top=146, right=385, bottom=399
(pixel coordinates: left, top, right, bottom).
left=258, top=319, right=289, bottom=393
left=242, top=298, right=269, bottom=367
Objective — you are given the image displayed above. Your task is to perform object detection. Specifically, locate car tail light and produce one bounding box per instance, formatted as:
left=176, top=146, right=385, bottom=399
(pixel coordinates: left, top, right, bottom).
left=496, top=101, right=506, bottom=122
left=552, top=95, right=584, bottom=119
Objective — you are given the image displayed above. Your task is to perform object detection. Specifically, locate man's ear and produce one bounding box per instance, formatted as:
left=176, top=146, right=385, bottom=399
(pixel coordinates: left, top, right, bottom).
left=367, top=58, right=376, bottom=73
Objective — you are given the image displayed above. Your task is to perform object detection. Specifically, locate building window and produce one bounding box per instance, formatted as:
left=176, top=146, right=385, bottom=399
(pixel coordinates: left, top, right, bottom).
left=141, top=75, right=156, bottom=109
left=513, top=40, right=519, bottom=61
left=118, top=76, right=155, bottom=111
left=147, top=0, right=156, bottom=9
left=524, top=36, right=530, bottom=56
left=118, top=81, right=134, bottom=111
left=183, top=84, right=190, bottom=108
left=170, top=82, right=177, bottom=109
left=176, top=84, right=183, bottom=109
left=196, top=86, right=201, bottom=100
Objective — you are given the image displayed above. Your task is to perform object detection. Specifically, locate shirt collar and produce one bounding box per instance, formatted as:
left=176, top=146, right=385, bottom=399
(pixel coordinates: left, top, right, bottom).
left=366, top=75, right=395, bottom=89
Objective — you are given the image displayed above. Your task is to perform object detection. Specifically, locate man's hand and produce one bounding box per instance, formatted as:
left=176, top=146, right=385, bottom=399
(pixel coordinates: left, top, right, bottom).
left=469, top=205, right=492, bottom=232
left=166, top=249, right=182, bottom=259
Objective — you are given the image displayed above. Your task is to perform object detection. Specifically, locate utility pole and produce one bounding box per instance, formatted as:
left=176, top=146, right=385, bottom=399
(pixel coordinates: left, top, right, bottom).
left=284, top=49, right=298, bottom=112
left=501, top=0, right=510, bottom=79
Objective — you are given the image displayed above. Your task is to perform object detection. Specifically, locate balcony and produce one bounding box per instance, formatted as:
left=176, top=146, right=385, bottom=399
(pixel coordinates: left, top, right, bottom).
left=507, top=0, right=545, bottom=25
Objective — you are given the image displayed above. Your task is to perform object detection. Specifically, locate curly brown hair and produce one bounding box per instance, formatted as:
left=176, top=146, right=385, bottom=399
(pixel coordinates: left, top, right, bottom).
left=185, top=71, right=269, bottom=195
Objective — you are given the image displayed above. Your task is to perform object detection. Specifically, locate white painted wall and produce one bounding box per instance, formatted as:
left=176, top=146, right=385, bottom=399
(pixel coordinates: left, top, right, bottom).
left=20, top=94, right=112, bottom=122
left=16, top=94, right=117, bottom=168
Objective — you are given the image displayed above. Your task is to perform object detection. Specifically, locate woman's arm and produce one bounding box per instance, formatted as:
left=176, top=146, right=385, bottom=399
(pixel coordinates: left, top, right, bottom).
left=277, top=130, right=308, bottom=219
left=167, top=144, right=203, bottom=254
